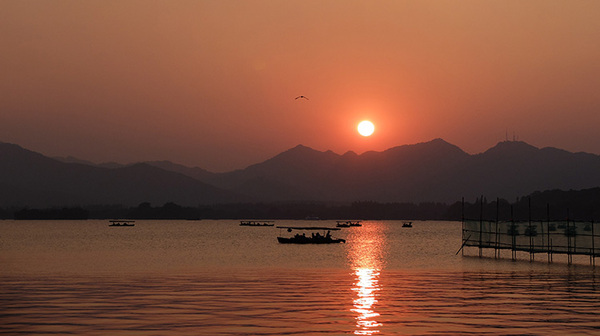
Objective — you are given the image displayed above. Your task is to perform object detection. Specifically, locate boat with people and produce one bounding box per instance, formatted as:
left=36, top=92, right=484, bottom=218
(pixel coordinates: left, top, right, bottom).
left=402, top=221, right=413, bottom=228
left=276, top=226, right=346, bottom=244
left=109, top=220, right=135, bottom=227
left=239, top=220, right=275, bottom=227
left=336, top=220, right=362, bottom=228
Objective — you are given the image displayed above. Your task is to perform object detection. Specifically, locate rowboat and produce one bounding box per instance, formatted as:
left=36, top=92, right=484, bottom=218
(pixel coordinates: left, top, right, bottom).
left=276, top=226, right=345, bottom=244
left=336, top=220, right=362, bottom=228
left=109, top=220, right=135, bottom=227
left=239, top=220, right=275, bottom=227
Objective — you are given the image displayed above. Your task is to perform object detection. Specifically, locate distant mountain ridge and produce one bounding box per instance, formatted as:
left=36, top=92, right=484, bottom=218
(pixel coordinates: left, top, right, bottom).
left=2, top=139, right=600, bottom=207
left=0, top=142, right=244, bottom=207
left=200, top=138, right=600, bottom=203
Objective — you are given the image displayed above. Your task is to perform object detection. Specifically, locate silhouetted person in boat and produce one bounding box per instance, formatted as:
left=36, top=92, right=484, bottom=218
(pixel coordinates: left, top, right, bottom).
left=326, top=231, right=331, bottom=239
left=295, top=95, right=308, bottom=100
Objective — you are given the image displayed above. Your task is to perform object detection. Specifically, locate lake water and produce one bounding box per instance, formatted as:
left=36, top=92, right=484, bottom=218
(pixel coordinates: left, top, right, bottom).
left=1, top=220, right=599, bottom=335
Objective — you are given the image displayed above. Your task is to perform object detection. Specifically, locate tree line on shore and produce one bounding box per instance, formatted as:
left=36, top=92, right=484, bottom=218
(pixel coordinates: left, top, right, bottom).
left=5, top=201, right=450, bottom=220
left=3, top=188, right=599, bottom=221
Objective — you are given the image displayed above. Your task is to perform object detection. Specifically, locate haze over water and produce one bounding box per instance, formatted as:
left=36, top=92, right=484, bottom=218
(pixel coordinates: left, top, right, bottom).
left=2, top=220, right=599, bottom=335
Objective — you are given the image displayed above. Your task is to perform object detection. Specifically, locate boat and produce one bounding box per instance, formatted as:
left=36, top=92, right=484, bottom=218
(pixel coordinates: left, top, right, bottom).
left=276, top=226, right=346, bottom=244
left=239, top=220, right=275, bottom=227
left=336, top=220, right=362, bottom=228
left=402, top=221, right=413, bottom=228
left=109, top=220, right=135, bottom=227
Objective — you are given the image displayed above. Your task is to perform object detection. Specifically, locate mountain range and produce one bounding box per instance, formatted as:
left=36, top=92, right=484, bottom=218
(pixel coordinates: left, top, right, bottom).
left=2, top=138, right=600, bottom=208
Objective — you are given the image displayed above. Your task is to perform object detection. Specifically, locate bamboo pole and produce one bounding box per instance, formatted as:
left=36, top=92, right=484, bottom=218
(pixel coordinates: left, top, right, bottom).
left=511, top=205, right=516, bottom=261
left=461, top=197, right=465, bottom=256
left=479, top=196, right=483, bottom=258
left=567, top=208, right=572, bottom=265
left=529, top=198, right=534, bottom=262
left=592, top=219, right=595, bottom=267
left=547, top=203, right=551, bottom=263
left=495, top=198, right=499, bottom=259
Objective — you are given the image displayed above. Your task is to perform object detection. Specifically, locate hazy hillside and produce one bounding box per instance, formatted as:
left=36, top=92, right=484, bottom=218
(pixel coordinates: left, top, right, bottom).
left=3, top=139, right=600, bottom=207
left=144, top=160, right=215, bottom=182
left=200, top=139, right=600, bottom=203
left=0, top=142, right=243, bottom=207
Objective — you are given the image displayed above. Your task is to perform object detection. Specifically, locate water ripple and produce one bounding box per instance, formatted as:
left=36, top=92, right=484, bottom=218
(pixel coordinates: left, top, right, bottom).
left=1, top=269, right=600, bottom=335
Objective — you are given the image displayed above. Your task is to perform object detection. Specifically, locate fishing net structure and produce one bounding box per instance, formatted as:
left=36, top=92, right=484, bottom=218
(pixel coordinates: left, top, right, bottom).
left=462, top=220, right=599, bottom=255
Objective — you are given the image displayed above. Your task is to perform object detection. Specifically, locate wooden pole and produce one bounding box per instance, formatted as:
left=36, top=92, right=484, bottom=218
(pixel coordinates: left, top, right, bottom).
left=591, top=219, right=595, bottom=267
left=511, top=205, right=516, bottom=261
left=479, top=196, right=483, bottom=258
left=567, top=208, right=572, bottom=265
left=461, top=197, right=465, bottom=256
left=547, top=203, right=551, bottom=263
left=529, top=197, right=534, bottom=262
left=495, top=197, right=499, bottom=259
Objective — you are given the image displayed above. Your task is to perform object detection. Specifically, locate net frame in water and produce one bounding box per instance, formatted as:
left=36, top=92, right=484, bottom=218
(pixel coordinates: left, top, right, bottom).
left=459, top=198, right=599, bottom=266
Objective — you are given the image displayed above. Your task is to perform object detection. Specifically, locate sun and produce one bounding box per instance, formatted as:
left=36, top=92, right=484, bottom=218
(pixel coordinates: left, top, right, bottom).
left=357, top=120, right=375, bottom=137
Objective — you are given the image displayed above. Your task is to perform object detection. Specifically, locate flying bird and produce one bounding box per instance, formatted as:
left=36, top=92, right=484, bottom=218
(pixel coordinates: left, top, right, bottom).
left=295, top=95, right=309, bottom=100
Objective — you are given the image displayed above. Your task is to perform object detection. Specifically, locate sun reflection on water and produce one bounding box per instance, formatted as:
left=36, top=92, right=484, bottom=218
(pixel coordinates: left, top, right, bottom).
left=348, top=222, right=385, bottom=335
left=352, top=268, right=382, bottom=335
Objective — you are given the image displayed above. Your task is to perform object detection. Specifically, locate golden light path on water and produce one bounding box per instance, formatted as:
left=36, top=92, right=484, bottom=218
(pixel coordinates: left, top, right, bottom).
left=348, top=222, right=386, bottom=335
left=352, top=268, right=382, bottom=335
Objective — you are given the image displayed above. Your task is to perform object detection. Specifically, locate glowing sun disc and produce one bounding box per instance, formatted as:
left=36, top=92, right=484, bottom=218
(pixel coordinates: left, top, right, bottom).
left=358, top=120, right=375, bottom=136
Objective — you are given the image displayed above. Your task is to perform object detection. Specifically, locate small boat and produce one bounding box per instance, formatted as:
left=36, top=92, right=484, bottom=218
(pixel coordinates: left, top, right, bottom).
left=276, top=226, right=345, bottom=244
left=239, top=220, right=275, bottom=227
left=109, top=220, right=135, bottom=227
left=336, top=220, right=362, bottom=228
left=402, top=221, right=413, bottom=228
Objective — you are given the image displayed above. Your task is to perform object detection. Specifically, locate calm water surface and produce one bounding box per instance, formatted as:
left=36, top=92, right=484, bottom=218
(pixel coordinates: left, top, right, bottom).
left=1, top=220, right=599, bottom=335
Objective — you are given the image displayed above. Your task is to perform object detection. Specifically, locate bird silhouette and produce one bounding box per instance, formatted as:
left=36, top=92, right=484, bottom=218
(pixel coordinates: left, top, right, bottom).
left=295, top=95, right=309, bottom=100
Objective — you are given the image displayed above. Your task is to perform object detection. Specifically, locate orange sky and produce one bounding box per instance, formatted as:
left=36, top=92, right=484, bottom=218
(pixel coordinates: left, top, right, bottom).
left=1, top=1, right=600, bottom=171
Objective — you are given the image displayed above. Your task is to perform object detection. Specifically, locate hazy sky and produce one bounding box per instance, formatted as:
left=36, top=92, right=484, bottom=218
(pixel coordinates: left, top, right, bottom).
left=2, top=1, right=600, bottom=172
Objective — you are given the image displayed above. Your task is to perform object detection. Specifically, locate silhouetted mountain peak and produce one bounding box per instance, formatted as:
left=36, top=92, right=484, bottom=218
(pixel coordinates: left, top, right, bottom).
left=0, top=141, right=63, bottom=168
left=268, top=144, right=339, bottom=163
left=286, top=144, right=320, bottom=154
left=481, top=141, right=539, bottom=158
left=1, top=142, right=38, bottom=158
left=0, top=142, right=242, bottom=207
left=379, top=139, right=469, bottom=165
left=4, top=138, right=600, bottom=206
left=386, top=138, right=467, bottom=154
